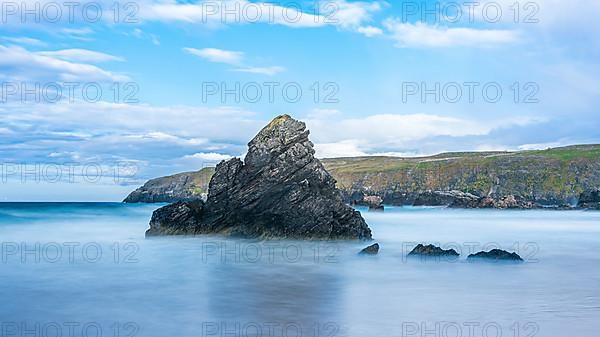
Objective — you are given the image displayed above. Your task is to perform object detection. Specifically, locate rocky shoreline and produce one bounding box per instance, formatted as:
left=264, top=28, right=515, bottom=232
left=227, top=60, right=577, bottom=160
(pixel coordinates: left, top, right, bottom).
left=344, top=190, right=596, bottom=210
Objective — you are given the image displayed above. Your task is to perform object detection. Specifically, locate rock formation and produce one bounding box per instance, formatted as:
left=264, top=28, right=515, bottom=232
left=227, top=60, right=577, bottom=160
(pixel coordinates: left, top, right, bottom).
left=146, top=115, right=372, bottom=240
left=449, top=193, right=540, bottom=209
left=413, top=191, right=479, bottom=207
left=578, top=189, right=600, bottom=209
left=407, top=244, right=459, bottom=257
left=363, top=195, right=384, bottom=212
left=359, top=243, right=380, bottom=255
left=467, top=249, right=523, bottom=262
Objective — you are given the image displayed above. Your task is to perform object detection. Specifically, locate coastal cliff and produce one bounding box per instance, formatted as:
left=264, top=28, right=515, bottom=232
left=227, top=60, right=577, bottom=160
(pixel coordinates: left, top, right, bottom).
left=124, top=168, right=214, bottom=203
left=146, top=115, right=372, bottom=239
left=325, top=145, right=600, bottom=208
left=126, top=144, right=600, bottom=208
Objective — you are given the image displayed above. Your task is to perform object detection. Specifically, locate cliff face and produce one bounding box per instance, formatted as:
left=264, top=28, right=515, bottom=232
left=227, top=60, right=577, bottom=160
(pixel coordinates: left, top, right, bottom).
left=325, top=145, right=600, bottom=206
left=146, top=115, right=372, bottom=240
left=124, top=168, right=214, bottom=203
left=126, top=145, right=600, bottom=207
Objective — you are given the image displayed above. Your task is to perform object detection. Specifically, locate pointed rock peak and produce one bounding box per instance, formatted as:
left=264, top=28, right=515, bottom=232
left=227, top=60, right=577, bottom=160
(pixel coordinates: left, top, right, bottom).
left=267, top=114, right=292, bottom=128
left=245, top=115, right=312, bottom=168
left=249, top=114, right=308, bottom=147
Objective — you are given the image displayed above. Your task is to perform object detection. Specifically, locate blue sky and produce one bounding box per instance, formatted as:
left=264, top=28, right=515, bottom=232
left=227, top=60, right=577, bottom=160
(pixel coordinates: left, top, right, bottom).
left=0, top=0, right=599, bottom=200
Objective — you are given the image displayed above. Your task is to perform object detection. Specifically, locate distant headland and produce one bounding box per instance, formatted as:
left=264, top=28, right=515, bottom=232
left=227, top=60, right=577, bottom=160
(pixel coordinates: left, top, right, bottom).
left=125, top=122, right=600, bottom=210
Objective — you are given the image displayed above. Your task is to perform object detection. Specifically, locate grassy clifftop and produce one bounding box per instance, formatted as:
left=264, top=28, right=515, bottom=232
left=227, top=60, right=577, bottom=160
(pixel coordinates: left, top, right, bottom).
left=323, top=145, right=600, bottom=204
left=125, top=145, right=600, bottom=205
left=123, top=167, right=215, bottom=203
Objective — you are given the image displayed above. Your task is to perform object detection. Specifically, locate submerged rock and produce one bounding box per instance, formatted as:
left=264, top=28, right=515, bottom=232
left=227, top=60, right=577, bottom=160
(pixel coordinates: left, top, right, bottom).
left=407, top=244, right=459, bottom=257
left=359, top=243, right=379, bottom=255
left=467, top=249, right=523, bottom=262
left=147, top=115, right=372, bottom=240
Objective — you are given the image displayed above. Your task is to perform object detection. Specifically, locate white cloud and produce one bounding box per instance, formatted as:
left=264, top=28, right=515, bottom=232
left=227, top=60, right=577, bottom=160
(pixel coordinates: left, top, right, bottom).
left=129, top=28, right=160, bottom=46
left=124, top=132, right=208, bottom=146
left=314, top=140, right=367, bottom=158
left=183, top=47, right=244, bottom=65
left=233, top=66, right=286, bottom=76
left=517, top=141, right=569, bottom=151
left=61, top=27, right=94, bottom=35
left=383, top=20, right=519, bottom=48
left=334, top=1, right=384, bottom=29
left=60, top=27, right=95, bottom=41
left=182, top=152, right=233, bottom=161
left=37, top=49, right=124, bottom=63
left=140, top=0, right=384, bottom=32
left=314, top=140, right=422, bottom=158
left=0, top=99, right=261, bottom=159
left=185, top=47, right=285, bottom=75
left=306, top=113, right=545, bottom=156
left=1, top=36, right=46, bottom=46
left=357, top=25, right=383, bottom=37
left=0, top=44, right=129, bottom=82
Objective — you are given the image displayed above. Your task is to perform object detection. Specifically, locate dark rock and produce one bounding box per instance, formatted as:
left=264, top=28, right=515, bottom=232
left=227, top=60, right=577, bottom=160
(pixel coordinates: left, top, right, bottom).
left=467, top=249, right=523, bottom=262
left=407, top=244, right=459, bottom=257
left=350, top=194, right=384, bottom=211
left=554, top=204, right=577, bottom=210
left=364, top=195, right=384, bottom=212
left=359, top=243, right=379, bottom=255
left=369, top=204, right=384, bottom=212
left=146, top=115, right=373, bottom=240
left=415, top=190, right=480, bottom=206
left=449, top=194, right=540, bottom=209
left=578, top=189, right=600, bottom=209
left=146, top=200, right=205, bottom=236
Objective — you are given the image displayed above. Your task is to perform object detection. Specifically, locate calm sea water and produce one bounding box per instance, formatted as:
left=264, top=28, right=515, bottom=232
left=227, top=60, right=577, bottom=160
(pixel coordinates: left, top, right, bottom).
left=1, top=203, right=599, bottom=337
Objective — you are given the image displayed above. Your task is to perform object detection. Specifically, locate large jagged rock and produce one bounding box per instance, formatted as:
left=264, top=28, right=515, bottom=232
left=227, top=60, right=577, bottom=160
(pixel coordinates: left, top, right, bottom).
left=147, top=115, right=372, bottom=240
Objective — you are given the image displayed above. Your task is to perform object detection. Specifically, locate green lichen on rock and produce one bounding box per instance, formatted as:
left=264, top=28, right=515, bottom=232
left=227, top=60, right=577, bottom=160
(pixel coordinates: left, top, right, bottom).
left=266, top=114, right=291, bottom=129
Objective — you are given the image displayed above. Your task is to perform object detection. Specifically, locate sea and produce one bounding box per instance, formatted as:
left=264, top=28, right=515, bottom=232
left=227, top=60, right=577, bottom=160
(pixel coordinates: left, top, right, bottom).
left=0, top=202, right=599, bottom=337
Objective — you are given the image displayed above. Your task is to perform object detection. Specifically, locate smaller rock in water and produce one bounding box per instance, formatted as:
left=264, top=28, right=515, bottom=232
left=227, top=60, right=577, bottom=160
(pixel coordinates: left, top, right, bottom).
left=369, top=204, right=384, bottom=212
left=363, top=195, right=384, bottom=212
left=467, top=249, right=523, bottom=262
left=359, top=243, right=379, bottom=255
left=407, top=244, right=459, bottom=257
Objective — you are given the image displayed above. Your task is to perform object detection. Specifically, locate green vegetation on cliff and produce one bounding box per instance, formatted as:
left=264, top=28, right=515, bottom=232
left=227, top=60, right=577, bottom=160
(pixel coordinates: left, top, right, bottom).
left=123, top=167, right=215, bottom=203
left=125, top=145, right=600, bottom=205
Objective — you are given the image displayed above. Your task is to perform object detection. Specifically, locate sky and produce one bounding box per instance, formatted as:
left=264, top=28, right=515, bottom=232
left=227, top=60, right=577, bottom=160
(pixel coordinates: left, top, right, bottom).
left=0, top=0, right=599, bottom=200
